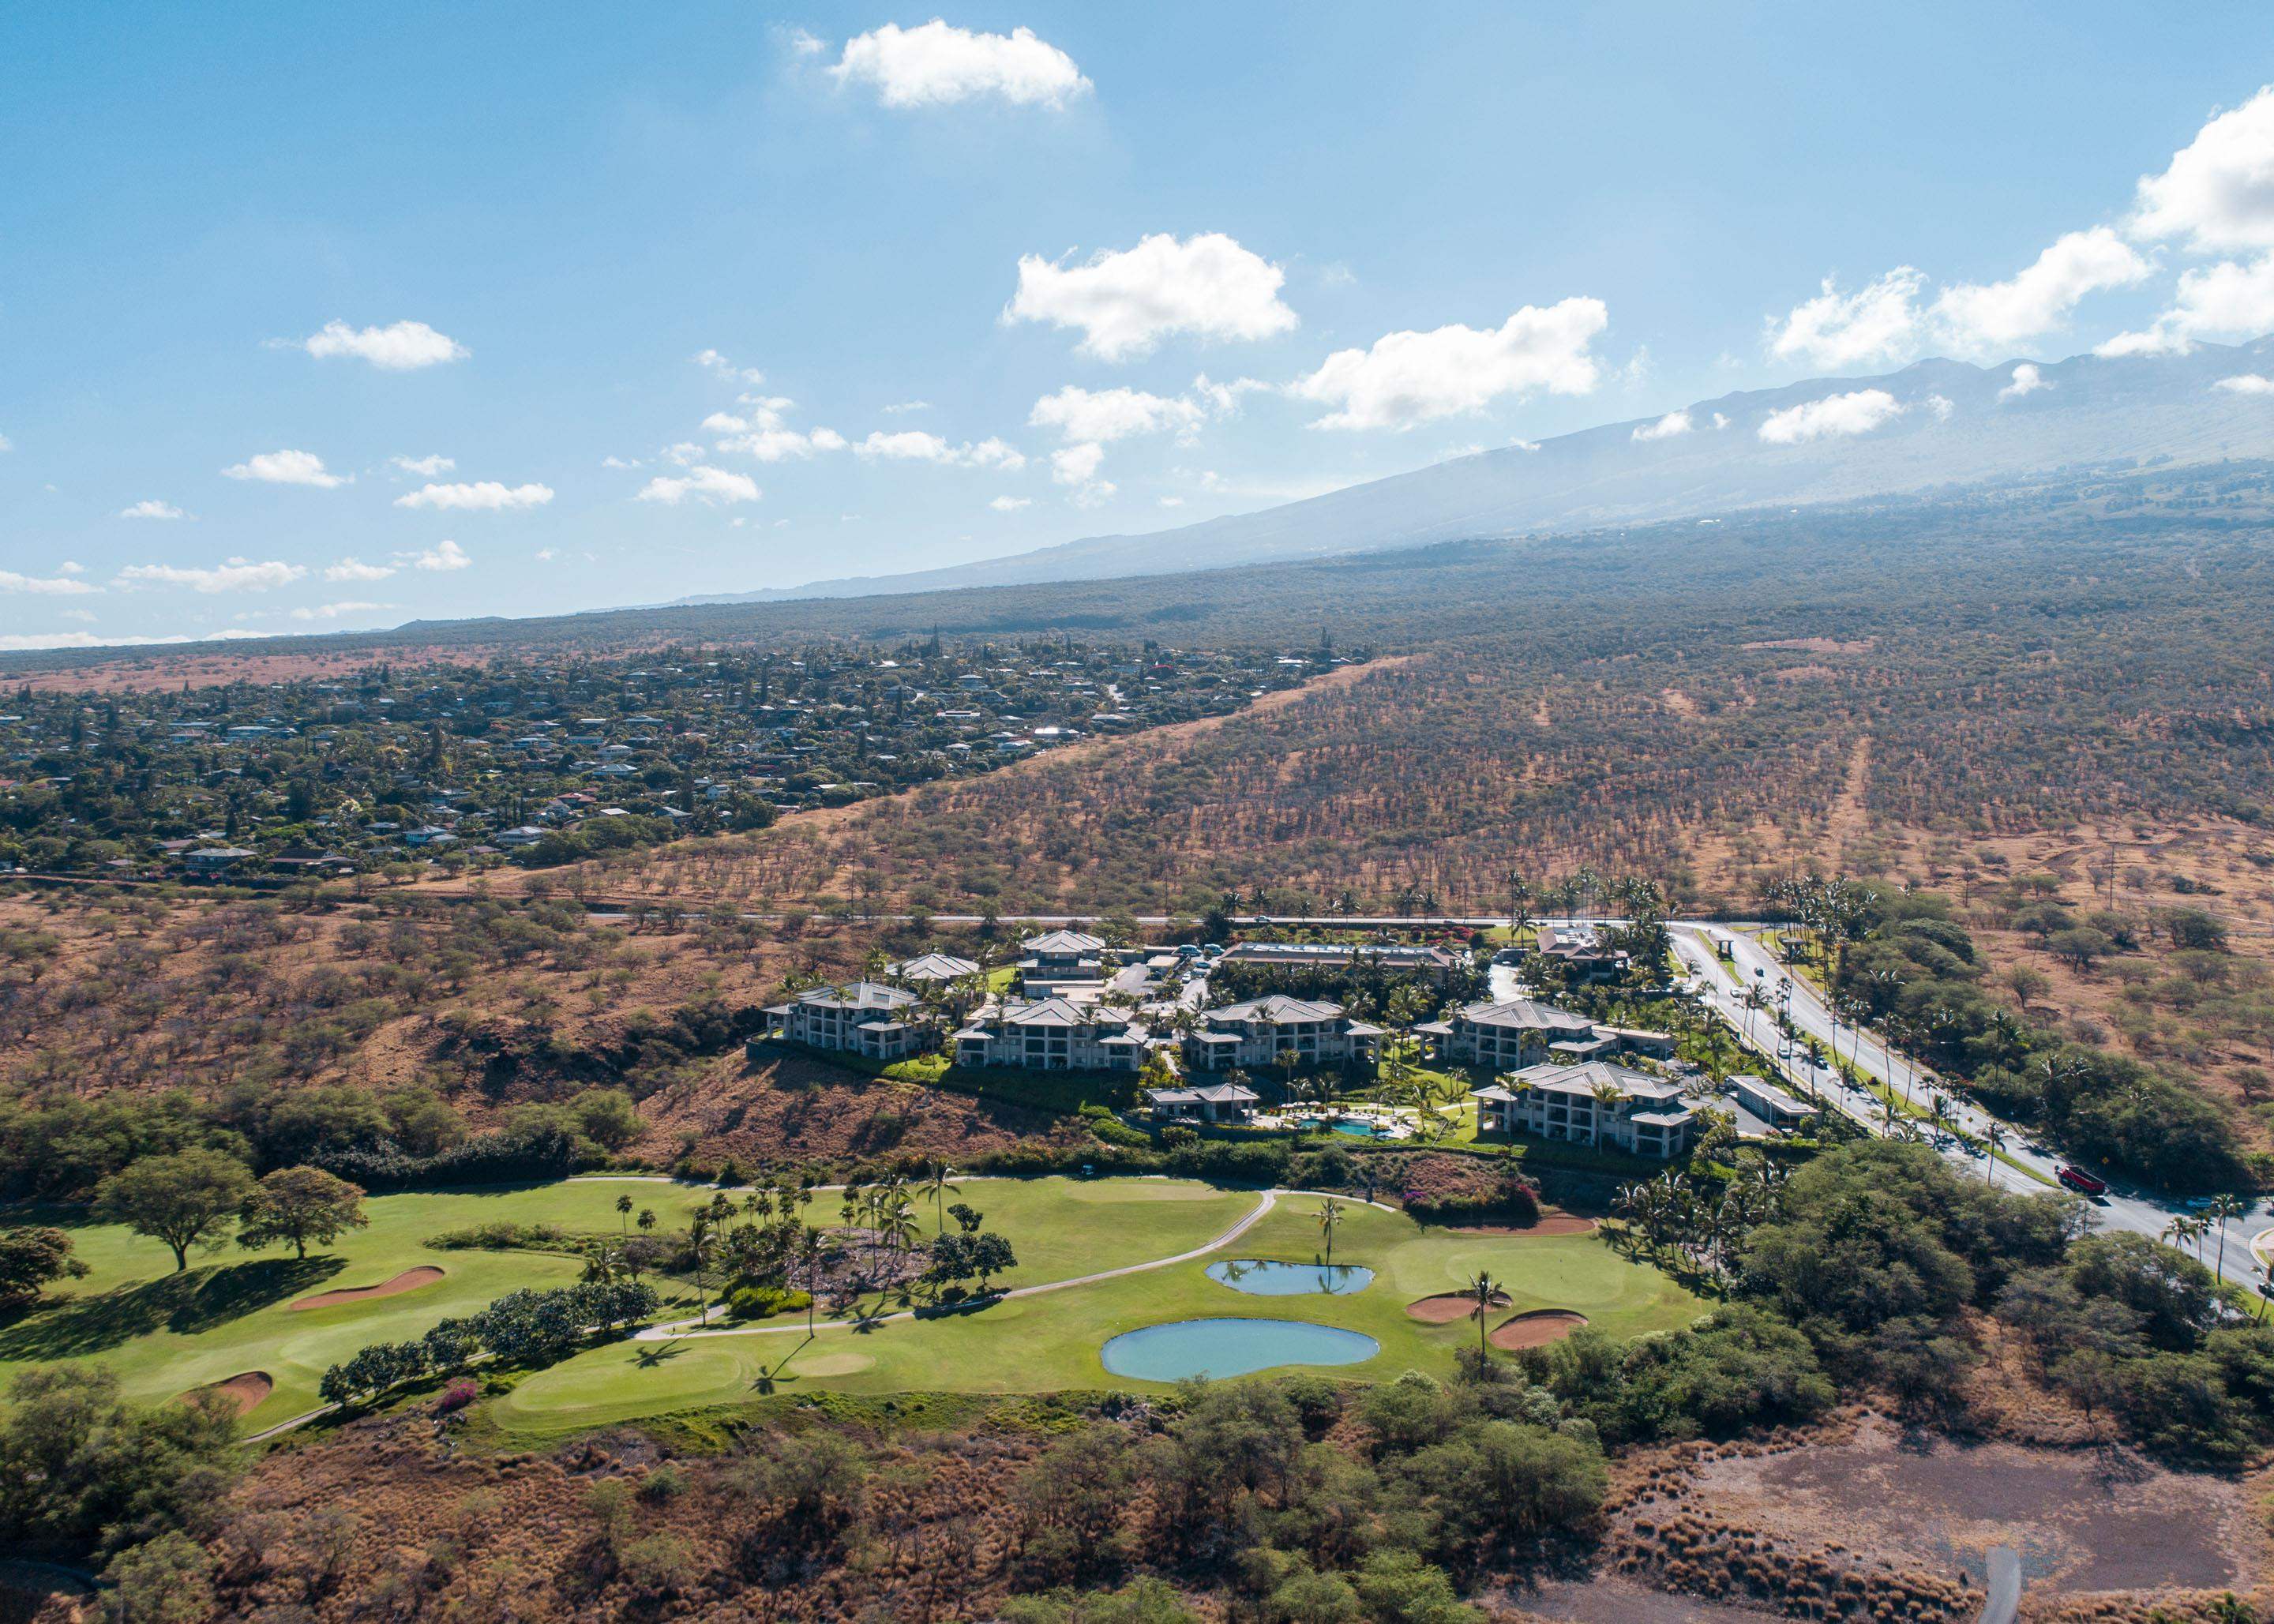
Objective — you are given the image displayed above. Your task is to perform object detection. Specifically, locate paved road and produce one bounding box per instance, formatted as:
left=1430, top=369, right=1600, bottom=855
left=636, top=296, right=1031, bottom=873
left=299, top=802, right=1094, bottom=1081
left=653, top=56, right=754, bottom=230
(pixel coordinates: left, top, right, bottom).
left=1672, top=925, right=2274, bottom=1276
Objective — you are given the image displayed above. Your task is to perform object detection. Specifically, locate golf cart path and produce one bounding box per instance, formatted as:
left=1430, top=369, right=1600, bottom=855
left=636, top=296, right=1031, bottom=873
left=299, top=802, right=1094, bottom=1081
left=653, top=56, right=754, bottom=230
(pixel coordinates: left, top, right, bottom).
left=631, top=1185, right=1398, bottom=1343
left=636, top=1187, right=1291, bottom=1341
left=243, top=1184, right=1387, bottom=1437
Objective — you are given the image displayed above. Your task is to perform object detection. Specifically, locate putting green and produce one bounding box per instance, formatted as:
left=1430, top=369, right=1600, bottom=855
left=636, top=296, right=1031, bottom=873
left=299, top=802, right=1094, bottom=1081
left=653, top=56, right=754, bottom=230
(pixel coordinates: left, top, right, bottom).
left=0, top=1176, right=1248, bottom=1431
left=494, top=1195, right=1702, bottom=1441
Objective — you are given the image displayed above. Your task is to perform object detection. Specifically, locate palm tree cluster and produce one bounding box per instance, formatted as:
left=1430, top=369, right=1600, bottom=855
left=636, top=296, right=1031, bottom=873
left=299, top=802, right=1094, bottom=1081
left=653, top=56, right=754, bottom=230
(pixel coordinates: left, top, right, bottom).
left=1610, top=1153, right=1791, bottom=1288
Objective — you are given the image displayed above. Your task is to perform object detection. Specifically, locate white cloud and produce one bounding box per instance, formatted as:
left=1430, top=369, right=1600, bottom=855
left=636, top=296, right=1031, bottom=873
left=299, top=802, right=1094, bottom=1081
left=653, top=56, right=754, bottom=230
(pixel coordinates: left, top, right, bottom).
left=694, top=348, right=766, bottom=386
left=2133, top=85, right=2274, bottom=253
left=1930, top=228, right=2153, bottom=354
left=601, top=455, right=644, bottom=470
left=116, top=557, right=306, bottom=593
left=58, top=561, right=84, bottom=575
left=1710, top=412, right=1731, bottom=429
left=1158, top=495, right=1185, bottom=508
left=1049, top=442, right=1106, bottom=486
left=1289, top=297, right=1608, bottom=431
left=1767, top=268, right=1925, bottom=369
left=118, top=499, right=187, bottom=520
left=403, top=538, right=471, bottom=572
left=393, top=480, right=553, bottom=511
left=1191, top=373, right=1270, bottom=414
left=2103, top=254, right=2274, bottom=354
left=0, top=568, right=98, bottom=596
left=296, top=319, right=467, bottom=370
left=1927, top=394, right=1956, bottom=420
left=389, top=453, right=456, bottom=476
left=291, top=601, right=389, bottom=621
left=854, top=431, right=1025, bottom=469
left=715, top=426, right=847, bottom=462
left=989, top=495, right=1032, bottom=512
left=0, top=433, right=12, bottom=452
left=882, top=399, right=930, bottom=414
left=222, top=448, right=348, bottom=488
left=2216, top=372, right=2274, bottom=393
left=1630, top=409, right=1693, bottom=443
left=325, top=557, right=396, bottom=582
left=635, top=467, right=762, bottom=505
left=831, top=21, right=1090, bottom=111
left=1006, top=233, right=1297, bottom=361
left=1758, top=388, right=1906, bottom=444
left=535, top=547, right=558, bottom=561
left=1998, top=363, right=2052, bottom=402
left=1029, top=384, right=1206, bottom=443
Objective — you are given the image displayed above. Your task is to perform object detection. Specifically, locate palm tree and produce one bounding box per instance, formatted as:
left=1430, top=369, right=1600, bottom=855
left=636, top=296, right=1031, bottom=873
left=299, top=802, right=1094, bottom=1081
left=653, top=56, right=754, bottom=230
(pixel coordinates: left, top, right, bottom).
left=1316, top=1197, right=1345, bottom=1268
left=797, top=1226, right=825, bottom=1335
left=1465, top=1270, right=1501, bottom=1364
left=615, top=1193, right=634, bottom=1236
left=924, top=1160, right=962, bottom=1237
left=685, top=1216, right=723, bottom=1326
left=2205, top=1193, right=2249, bottom=1281
left=1983, top=1120, right=2007, bottom=1183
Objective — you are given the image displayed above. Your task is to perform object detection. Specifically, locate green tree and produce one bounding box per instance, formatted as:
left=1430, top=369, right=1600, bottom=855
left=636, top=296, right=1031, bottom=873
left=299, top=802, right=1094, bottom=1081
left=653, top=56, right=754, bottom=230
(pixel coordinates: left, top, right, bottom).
left=93, top=1150, right=257, bottom=1272
left=100, top=1529, right=216, bottom=1624
left=0, top=1227, right=89, bottom=1307
left=237, top=1165, right=369, bottom=1260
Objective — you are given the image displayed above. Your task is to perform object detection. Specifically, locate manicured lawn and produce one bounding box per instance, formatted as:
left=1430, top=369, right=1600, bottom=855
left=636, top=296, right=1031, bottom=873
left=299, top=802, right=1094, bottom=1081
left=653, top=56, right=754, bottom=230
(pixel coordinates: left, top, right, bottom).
left=493, top=1193, right=1702, bottom=1442
left=0, top=1180, right=719, bottom=1428
left=0, top=1176, right=1252, bottom=1431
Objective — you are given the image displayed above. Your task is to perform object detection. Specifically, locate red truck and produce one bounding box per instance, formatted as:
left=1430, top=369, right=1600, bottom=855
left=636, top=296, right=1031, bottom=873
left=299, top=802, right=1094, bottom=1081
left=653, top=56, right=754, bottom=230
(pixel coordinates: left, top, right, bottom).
left=2057, top=1165, right=2108, bottom=1196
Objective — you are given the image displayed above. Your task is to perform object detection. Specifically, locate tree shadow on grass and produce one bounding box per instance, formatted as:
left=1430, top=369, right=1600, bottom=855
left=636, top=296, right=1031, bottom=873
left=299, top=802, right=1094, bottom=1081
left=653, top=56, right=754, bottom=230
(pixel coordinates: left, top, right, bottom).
left=0, top=1255, right=343, bottom=1360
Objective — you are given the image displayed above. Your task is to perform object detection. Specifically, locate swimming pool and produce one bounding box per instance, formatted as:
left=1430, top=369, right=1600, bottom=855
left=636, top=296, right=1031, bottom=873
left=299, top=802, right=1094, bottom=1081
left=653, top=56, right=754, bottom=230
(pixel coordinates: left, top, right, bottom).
left=1206, top=1259, right=1375, bottom=1295
left=1100, top=1318, right=1381, bottom=1382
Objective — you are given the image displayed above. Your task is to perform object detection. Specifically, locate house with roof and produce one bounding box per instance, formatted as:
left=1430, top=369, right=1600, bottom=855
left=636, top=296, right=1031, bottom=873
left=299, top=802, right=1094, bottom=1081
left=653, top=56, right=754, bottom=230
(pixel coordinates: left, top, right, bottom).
left=1728, top=1073, right=1819, bottom=1134
left=1182, top=995, right=1383, bottom=1073
left=1533, top=923, right=1632, bottom=983
left=886, top=952, right=981, bottom=985
left=1017, top=929, right=1109, bottom=993
left=1471, top=1061, right=1696, bottom=1160
left=1415, top=998, right=1598, bottom=1069
left=762, top=981, right=929, bottom=1062
left=952, top=996, right=1150, bottom=1071
left=1145, top=1081, right=1261, bottom=1124
left=1215, top=940, right=1465, bottom=983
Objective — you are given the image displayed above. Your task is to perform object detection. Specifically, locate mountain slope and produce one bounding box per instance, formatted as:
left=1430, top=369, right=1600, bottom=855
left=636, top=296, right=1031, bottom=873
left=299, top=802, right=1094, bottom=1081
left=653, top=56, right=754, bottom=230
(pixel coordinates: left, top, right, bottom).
left=685, top=338, right=2274, bottom=603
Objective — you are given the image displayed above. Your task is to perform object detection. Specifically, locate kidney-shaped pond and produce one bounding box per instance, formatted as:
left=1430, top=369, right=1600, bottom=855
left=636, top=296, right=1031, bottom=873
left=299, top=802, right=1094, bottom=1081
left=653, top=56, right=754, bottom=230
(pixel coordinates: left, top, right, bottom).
left=1100, top=1318, right=1380, bottom=1382
left=1206, top=1259, right=1375, bottom=1296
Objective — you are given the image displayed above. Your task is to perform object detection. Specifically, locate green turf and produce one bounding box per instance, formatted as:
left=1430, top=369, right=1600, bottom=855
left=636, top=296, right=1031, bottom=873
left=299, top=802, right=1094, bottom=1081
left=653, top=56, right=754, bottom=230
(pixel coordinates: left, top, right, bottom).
left=492, top=1194, right=1703, bottom=1442
left=0, top=1176, right=1251, bottom=1431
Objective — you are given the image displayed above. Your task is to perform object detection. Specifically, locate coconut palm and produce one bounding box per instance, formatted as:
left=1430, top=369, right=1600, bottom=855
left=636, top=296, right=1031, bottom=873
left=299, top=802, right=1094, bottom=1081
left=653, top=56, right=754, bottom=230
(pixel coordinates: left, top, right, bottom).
left=1316, top=1197, right=1345, bottom=1267
left=924, top=1159, right=962, bottom=1236
left=1465, top=1270, right=1502, bottom=1363
left=2205, top=1192, right=2250, bottom=1281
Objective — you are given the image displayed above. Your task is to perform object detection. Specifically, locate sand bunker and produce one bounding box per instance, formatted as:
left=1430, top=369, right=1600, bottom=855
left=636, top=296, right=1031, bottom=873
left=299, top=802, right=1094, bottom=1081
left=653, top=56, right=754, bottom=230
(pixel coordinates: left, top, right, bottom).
left=185, top=1371, right=272, bottom=1417
left=1406, top=1290, right=1511, bottom=1324
left=1488, top=1310, right=1589, bottom=1350
left=291, top=1265, right=445, bottom=1311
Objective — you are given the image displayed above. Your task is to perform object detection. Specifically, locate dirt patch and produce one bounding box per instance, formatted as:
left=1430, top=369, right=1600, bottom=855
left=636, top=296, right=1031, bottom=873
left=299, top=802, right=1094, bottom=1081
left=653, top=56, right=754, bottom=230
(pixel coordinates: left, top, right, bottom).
left=1407, top=1290, right=1510, bottom=1324
left=1488, top=1310, right=1589, bottom=1349
left=1739, top=636, right=1874, bottom=655
left=1443, top=1213, right=1597, bottom=1237
left=1506, top=1574, right=1780, bottom=1622
left=185, top=1371, right=273, bottom=1417
left=291, top=1266, right=445, bottom=1311
left=1690, top=1415, right=2256, bottom=1597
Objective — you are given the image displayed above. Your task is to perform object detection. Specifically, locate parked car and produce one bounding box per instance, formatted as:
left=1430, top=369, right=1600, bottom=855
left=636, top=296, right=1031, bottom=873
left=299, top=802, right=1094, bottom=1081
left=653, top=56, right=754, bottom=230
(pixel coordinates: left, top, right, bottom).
left=2057, top=1165, right=2108, bottom=1196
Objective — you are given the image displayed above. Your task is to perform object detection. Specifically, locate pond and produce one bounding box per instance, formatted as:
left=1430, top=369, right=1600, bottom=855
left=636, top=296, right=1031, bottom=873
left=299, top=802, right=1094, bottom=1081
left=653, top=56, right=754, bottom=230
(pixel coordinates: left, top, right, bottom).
left=1100, top=1318, right=1381, bottom=1381
left=1206, top=1259, right=1375, bottom=1296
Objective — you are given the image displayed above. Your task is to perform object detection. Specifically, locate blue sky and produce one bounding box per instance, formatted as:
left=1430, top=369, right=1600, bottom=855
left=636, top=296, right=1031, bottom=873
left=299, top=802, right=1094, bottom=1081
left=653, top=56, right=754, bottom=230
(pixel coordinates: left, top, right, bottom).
left=6, top=2, right=2274, bottom=646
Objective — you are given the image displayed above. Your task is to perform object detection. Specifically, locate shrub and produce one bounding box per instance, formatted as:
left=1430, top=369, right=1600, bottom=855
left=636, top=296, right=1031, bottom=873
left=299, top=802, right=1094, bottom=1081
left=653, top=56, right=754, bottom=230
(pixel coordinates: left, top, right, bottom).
left=726, top=1283, right=812, bottom=1320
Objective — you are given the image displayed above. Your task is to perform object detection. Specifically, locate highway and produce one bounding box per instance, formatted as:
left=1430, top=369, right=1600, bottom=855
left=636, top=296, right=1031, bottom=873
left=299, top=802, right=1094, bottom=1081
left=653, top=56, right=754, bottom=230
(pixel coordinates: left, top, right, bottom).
left=1670, top=924, right=2274, bottom=1274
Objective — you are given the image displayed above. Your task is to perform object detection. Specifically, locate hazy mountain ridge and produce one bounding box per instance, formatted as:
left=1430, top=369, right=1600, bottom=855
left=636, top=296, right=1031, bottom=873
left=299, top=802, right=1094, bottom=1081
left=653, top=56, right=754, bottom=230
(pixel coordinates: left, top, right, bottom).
left=677, top=338, right=2274, bottom=604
